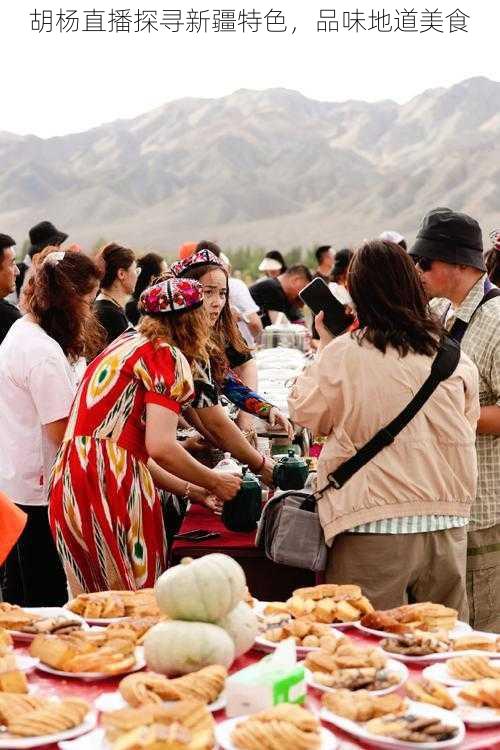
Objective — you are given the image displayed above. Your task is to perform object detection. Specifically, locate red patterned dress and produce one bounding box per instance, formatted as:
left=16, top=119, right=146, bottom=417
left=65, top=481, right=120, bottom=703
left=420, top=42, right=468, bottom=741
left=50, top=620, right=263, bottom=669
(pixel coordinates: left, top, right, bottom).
left=48, top=330, right=194, bottom=595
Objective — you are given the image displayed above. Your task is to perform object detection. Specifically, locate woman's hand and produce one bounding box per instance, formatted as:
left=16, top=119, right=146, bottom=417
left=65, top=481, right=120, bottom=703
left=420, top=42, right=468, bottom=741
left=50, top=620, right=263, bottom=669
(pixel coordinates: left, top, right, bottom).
left=182, top=434, right=208, bottom=454
left=268, top=407, right=294, bottom=440
left=210, top=472, right=242, bottom=501
left=314, top=311, right=334, bottom=352
left=259, top=457, right=276, bottom=488
left=190, top=486, right=224, bottom=514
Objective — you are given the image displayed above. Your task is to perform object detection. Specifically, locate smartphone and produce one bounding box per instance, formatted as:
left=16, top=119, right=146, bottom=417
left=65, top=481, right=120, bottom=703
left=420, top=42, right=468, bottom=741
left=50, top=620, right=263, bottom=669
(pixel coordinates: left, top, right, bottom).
left=299, top=278, right=354, bottom=336
left=173, top=530, right=221, bottom=542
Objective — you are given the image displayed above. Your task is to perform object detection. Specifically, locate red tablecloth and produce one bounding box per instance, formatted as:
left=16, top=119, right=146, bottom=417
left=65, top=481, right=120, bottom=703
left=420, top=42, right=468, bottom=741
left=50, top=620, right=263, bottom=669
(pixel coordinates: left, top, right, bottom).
left=18, top=628, right=500, bottom=750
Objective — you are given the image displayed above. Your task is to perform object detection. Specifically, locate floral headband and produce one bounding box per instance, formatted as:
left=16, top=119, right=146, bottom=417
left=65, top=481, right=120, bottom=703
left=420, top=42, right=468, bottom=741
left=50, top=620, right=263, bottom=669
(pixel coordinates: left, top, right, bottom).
left=138, top=278, right=204, bottom=315
left=489, top=229, right=500, bottom=252
left=168, top=249, right=225, bottom=278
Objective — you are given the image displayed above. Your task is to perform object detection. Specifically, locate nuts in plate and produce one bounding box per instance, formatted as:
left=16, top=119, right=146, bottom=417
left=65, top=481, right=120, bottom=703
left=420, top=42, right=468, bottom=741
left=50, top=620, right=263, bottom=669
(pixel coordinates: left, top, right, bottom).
left=0, top=654, right=28, bottom=693
left=305, top=641, right=399, bottom=692
left=365, top=714, right=459, bottom=743
left=30, top=630, right=137, bottom=674
left=263, top=620, right=332, bottom=648
left=447, top=656, right=500, bottom=681
left=285, top=584, right=373, bottom=624
left=459, top=678, right=500, bottom=708
left=101, top=699, right=214, bottom=750
left=119, top=665, right=226, bottom=707
left=4, top=697, right=90, bottom=737
left=405, top=679, right=456, bottom=710
left=230, top=704, right=321, bottom=750
left=381, top=633, right=451, bottom=657
left=321, top=689, right=407, bottom=721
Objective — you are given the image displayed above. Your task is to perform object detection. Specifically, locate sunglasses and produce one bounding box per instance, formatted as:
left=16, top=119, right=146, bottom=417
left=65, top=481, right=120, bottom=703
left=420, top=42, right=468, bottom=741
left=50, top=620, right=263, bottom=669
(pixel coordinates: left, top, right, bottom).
left=412, top=255, right=433, bottom=272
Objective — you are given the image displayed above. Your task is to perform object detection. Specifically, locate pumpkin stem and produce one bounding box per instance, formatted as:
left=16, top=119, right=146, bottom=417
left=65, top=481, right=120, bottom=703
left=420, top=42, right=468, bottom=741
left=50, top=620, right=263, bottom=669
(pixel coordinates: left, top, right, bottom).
left=180, top=557, right=194, bottom=566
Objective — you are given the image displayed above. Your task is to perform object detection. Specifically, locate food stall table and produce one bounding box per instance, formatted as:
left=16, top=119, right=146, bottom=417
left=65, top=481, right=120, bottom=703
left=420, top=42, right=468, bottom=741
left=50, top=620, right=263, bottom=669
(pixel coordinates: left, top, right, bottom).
left=171, top=503, right=316, bottom=600
left=19, top=627, right=500, bottom=750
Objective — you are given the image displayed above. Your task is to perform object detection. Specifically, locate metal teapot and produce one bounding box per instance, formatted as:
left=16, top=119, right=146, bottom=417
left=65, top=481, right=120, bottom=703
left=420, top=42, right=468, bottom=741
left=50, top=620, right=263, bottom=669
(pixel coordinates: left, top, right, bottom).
left=272, top=449, right=309, bottom=491
left=222, top=465, right=262, bottom=533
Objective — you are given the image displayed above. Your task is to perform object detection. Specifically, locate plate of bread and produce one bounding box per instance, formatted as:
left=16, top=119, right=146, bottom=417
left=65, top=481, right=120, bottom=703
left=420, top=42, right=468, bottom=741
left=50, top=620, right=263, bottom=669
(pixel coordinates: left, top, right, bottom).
left=30, top=631, right=145, bottom=680
left=95, top=665, right=227, bottom=713
left=255, top=622, right=341, bottom=655
left=423, top=657, right=500, bottom=687
left=0, top=694, right=97, bottom=749
left=259, top=584, right=372, bottom=628
left=0, top=604, right=86, bottom=642
left=320, top=691, right=464, bottom=749
left=381, top=631, right=500, bottom=664
left=65, top=590, right=160, bottom=625
left=216, top=704, right=337, bottom=750
left=303, top=638, right=408, bottom=695
left=356, top=603, right=471, bottom=639
left=449, top=679, right=500, bottom=726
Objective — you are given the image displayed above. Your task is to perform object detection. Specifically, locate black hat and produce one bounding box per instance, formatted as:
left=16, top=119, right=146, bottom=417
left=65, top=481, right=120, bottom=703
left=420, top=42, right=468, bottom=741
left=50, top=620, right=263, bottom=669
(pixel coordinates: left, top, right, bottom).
left=0, top=234, right=15, bottom=252
left=28, top=221, right=68, bottom=258
left=410, top=207, right=485, bottom=272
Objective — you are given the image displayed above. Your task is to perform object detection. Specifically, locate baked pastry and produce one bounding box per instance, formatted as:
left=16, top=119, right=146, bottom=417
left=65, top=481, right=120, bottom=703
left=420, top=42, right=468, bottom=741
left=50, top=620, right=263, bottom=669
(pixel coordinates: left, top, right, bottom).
left=447, top=656, right=500, bottom=681
left=293, top=584, right=362, bottom=601
left=360, top=611, right=410, bottom=634
left=6, top=698, right=89, bottom=737
left=362, top=603, right=458, bottom=634
left=406, top=678, right=456, bottom=710
left=264, top=621, right=331, bottom=648
left=112, top=722, right=194, bottom=750
left=0, top=603, right=41, bottom=631
left=0, top=693, right=51, bottom=724
left=105, top=617, right=167, bottom=645
left=170, top=666, right=226, bottom=704
left=452, top=635, right=498, bottom=652
left=102, top=700, right=214, bottom=750
left=0, top=654, right=28, bottom=693
left=322, top=689, right=406, bottom=721
left=366, top=715, right=458, bottom=742
left=231, top=704, right=321, bottom=750
left=119, top=666, right=226, bottom=707
left=30, top=631, right=137, bottom=674
left=459, top=678, right=500, bottom=708
left=381, top=633, right=451, bottom=656
left=0, top=628, right=13, bottom=656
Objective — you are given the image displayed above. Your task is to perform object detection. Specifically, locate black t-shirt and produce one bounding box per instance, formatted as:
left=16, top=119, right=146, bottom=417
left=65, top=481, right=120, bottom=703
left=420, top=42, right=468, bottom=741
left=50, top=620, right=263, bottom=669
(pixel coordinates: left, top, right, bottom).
left=0, top=298, right=21, bottom=345
left=94, top=299, right=130, bottom=346
left=125, top=298, right=140, bottom=326
left=249, top=277, right=303, bottom=328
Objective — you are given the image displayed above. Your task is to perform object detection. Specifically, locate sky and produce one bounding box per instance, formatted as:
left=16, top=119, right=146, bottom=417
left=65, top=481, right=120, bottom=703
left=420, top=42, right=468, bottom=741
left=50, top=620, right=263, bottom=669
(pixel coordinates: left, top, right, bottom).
left=1, top=0, right=498, bottom=137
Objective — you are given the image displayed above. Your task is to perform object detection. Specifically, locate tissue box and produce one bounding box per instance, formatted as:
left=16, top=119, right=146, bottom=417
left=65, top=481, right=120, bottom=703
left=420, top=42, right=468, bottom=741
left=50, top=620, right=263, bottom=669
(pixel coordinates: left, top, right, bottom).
left=225, top=656, right=306, bottom=717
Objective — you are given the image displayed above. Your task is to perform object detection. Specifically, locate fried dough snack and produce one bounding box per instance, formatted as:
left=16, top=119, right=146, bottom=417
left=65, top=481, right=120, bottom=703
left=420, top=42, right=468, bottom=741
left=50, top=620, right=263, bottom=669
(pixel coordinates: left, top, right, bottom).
left=366, top=714, right=458, bottom=743
left=0, top=603, right=42, bottom=631
left=0, top=693, right=52, bottom=724
left=447, top=656, right=500, bottom=681
left=305, top=642, right=386, bottom=674
left=361, top=602, right=458, bottom=635
left=322, top=689, right=406, bottom=721
left=67, top=589, right=160, bottom=620
left=112, top=722, right=195, bottom=750
left=452, top=635, right=498, bottom=652
left=459, top=678, right=500, bottom=709
left=30, top=630, right=137, bottom=674
left=0, top=628, right=13, bottom=656
left=264, top=621, right=332, bottom=648
left=105, top=617, right=167, bottom=645
left=231, top=704, right=320, bottom=750
left=119, top=666, right=226, bottom=707
left=6, top=698, right=89, bottom=737
left=406, top=678, right=456, bottom=710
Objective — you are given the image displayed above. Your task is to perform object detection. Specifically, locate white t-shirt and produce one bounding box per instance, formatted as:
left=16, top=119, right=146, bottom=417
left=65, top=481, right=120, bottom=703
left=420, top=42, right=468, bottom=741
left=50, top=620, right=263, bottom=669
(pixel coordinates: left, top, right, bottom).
left=0, top=318, right=84, bottom=506
left=228, top=277, right=260, bottom=348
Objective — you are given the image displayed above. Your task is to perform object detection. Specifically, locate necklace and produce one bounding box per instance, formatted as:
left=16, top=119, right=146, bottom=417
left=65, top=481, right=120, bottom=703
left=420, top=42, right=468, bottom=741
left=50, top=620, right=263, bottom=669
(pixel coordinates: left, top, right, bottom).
left=100, top=291, right=123, bottom=309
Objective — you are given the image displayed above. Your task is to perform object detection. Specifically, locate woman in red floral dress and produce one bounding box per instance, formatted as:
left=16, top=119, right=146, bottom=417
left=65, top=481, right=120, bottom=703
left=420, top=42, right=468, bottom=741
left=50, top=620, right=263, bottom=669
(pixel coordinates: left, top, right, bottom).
left=48, top=278, right=241, bottom=595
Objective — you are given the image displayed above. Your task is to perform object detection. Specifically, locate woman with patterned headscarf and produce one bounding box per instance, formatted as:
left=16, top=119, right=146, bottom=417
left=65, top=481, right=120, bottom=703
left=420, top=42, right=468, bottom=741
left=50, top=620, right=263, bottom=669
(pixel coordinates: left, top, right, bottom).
left=48, top=278, right=241, bottom=595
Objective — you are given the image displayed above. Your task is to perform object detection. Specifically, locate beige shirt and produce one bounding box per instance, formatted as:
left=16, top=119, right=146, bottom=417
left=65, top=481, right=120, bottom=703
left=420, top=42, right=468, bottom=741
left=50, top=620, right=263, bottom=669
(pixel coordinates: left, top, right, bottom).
left=288, top=332, right=480, bottom=543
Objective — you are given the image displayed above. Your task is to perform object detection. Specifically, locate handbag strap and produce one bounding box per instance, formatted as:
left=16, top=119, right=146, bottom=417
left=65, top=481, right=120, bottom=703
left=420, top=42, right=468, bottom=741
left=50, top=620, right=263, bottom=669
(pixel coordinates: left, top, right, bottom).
left=313, top=334, right=461, bottom=500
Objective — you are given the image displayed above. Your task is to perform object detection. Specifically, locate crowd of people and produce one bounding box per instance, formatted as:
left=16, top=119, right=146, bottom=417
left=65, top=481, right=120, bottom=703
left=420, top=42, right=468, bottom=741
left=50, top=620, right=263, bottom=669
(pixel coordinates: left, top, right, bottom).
left=0, top=209, right=498, bottom=634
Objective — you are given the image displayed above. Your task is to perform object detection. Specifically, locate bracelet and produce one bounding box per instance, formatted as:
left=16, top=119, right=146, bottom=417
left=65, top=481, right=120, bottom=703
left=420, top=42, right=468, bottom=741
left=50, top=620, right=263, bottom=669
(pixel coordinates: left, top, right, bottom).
left=182, top=482, right=191, bottom=502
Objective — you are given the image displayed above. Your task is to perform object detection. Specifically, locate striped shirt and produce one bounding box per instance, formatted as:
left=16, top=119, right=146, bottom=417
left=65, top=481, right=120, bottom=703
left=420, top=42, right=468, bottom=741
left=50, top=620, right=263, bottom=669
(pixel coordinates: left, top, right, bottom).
left=349, top=515, right=468, bottom=534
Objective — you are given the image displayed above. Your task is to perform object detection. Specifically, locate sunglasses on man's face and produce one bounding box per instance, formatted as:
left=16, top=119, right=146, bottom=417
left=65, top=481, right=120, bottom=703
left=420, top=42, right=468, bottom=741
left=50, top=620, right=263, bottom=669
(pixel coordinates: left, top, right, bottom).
left=412, top=255, right=433, bottom=272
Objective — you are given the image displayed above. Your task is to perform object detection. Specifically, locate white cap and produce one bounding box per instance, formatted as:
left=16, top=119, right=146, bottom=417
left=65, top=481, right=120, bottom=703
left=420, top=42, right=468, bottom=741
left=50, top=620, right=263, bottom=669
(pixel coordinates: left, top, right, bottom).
left=379, top=230, right=405, bottom=245
left=258, top=257, right=282, bottom=272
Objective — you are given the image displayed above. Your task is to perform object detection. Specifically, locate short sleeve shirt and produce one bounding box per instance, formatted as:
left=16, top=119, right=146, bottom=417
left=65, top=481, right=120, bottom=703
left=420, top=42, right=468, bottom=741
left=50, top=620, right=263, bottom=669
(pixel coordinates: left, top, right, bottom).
left=249, top=277, right=304, bottom=328
left=0, top=299, right=21, bottom=345
left=94, top=299, right=131, bottom=346
left=228, top=277, right=259, bottom=347
left=0, top=318, right=83, bottom=505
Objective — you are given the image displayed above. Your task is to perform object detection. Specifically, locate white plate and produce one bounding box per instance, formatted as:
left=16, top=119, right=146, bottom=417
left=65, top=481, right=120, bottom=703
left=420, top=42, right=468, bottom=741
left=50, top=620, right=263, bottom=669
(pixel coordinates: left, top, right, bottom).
left=16, top=655, right=38, bottom=673
left=381, top=630, right=500, bottom=665
left=253, top=601, right=359, bottom=629
left=320, top=700, right=464, bottom=750
left=0, top=711, right=97, bottom=749
left=59, top=728, right=104, bottom=750
left=448, top=686, right=500, bottom=727
left=215, top=717, right=337, bottom=750
left=94, top=689, right=226, bottom=713
left=35, top=647, right=145, bottom=681
left=8, top=608, right=88, bottom=642
left=305, top=658, right=409, bottom=696
left=355, top=620, right=472, bottom=640
left=62, top=603, right=128, bottom=626
left=423, top=659, right=500, bottom=688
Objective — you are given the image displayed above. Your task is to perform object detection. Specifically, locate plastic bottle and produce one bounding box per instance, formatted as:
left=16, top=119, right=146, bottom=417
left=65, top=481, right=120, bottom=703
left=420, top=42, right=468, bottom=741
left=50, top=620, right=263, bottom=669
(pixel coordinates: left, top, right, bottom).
left=214, top=452, right=242, bottom=475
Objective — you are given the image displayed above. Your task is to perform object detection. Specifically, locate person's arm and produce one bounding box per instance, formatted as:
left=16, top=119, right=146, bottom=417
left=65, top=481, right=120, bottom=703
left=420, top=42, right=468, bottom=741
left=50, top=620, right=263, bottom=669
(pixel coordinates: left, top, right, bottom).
left=45, top=417, right=68, bottom=446
left=223, top=370, right=294, bottom=438
left=145, top=403, right=241, bottom=501
left=246, top=312, right=263, bottom=338
left=194, top=403, right=274, bottom=486
left=477, top=406, right=500, bottom=434
left=147, top=458, right=223, bottom=512
left=234, top=358, right=258, bottom=391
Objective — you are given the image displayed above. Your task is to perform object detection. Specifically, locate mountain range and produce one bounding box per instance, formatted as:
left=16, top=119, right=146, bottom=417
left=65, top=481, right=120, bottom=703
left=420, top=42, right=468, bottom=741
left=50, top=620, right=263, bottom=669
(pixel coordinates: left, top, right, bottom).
left=1, top=76, right=499, bottom=254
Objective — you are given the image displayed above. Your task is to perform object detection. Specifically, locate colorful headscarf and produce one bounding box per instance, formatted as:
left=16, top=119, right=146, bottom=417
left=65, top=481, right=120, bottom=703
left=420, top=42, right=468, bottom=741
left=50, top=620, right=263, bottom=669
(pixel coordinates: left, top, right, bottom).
left=139, top=278, right=203, bottom=315
left=168, top=249, right=225, bottom=279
